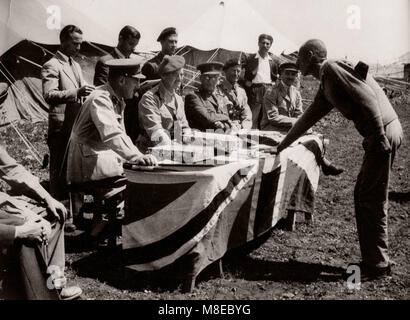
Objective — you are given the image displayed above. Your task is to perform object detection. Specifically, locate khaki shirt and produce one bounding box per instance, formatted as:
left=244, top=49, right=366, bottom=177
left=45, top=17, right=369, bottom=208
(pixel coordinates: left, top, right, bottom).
left=261, top=81, right=303, bottom=132
left=0, top=146, right=49, bottom=246
left=137, top=82, right=189, bottom=152
left=217, top=80, right=252, bottom=130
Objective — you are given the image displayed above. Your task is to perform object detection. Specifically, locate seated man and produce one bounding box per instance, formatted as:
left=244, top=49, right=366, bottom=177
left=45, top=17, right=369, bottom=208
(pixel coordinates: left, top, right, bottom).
left=137, top=55, right=189, bottom=153
left=185, top=62, right=236, bottom=131
left=67, top=59, right=157, bottom=246
left=217, top=59, right=252, bottom=130
left=0, top=144, right=81, bottom=300
left=262, top=62, right=343, bottom=176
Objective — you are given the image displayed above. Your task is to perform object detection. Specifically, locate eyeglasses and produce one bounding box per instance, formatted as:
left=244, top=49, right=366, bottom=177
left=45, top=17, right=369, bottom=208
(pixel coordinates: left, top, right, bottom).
left=203, top=75, right=220, bottom=81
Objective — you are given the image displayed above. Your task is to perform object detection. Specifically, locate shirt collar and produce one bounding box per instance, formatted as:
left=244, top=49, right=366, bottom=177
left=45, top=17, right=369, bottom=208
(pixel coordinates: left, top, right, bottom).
left=102, top=83, right=123, bottom=106
left=255, top=52, right=272, bottom=61
left=57, top=50, right=70, bottom=63
left=114, top=47, right=127, bottom=59
left=158, top=81, right=175, bottom=102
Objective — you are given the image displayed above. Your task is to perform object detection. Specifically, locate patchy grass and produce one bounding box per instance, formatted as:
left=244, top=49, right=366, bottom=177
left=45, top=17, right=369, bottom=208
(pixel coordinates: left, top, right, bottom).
left=1, top=77, right=409, bottom=300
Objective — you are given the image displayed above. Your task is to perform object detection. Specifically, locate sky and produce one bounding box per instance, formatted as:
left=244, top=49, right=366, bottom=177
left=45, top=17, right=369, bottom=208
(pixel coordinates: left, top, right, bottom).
left=248, top=0, right=410, bottom=64
left=3, top=0, right=409, bottom=64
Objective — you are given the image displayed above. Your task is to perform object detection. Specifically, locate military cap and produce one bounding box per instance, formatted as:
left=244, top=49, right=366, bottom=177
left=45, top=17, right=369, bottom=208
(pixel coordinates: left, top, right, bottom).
left=105, top=58, right=146, bottom=79
left=197, top=62, right=224, bottom=75
left=158, top=55, right=185, bottom=75
left=279, top=62, right=298, bottom=73
left=157, top=27, right=178, bottom=42
left=223, top=58, right=243, bottom=71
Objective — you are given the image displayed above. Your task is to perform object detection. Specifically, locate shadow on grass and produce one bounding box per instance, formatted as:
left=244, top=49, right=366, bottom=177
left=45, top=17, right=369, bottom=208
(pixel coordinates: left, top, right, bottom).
left=389, top=191, right=410, bottom=203
left=223, top=254, right=346, bottom=283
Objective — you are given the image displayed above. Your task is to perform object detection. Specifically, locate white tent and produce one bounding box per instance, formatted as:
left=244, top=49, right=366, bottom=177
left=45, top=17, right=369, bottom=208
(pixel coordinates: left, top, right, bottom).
left=178, top=0, right=298, bottom=55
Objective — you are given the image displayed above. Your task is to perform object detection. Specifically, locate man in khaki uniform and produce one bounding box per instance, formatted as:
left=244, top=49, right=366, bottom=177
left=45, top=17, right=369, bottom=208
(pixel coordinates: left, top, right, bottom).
left=277, top=39, right=403, bottom=279
left=137, top=55, right=189, bottom=153
left=217, top=59, right=252, bottom=130
left=67, top=59, right=157, bottom=246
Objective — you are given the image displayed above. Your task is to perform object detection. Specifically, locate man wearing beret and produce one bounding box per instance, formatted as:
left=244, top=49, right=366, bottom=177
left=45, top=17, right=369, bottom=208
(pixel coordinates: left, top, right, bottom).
left=217, top=59, right=252, bottom=130
left=137, top=55, right=190, bottom=152
left=243, top=34, right=281, bottom=129
left=141, top=27, right=179, bottom=81
left=277, top=39, right=403, bottom=280
left=185, top=62, right=234, bottom=131
left=67, top=59, right=157, bottom=246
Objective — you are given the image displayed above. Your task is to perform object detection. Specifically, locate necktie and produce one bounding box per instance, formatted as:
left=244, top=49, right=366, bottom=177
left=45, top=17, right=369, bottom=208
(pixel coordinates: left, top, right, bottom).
left=69, top=57, right=81, bottom=86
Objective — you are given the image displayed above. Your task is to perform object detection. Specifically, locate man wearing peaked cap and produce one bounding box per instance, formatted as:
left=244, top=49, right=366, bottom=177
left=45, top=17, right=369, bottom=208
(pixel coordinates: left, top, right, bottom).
left=137, top=55, right=190, bottom=152
left=141, top=27, right=179, bottom=81
left=67, top=58, right=157, bottom=247
left=279, top=61, right=299, bottom=73
left=196, top=62, right=224, bottom=75
left=216, top=59, right=252, bottom=130
left=185, top=61, right=233, bottom=131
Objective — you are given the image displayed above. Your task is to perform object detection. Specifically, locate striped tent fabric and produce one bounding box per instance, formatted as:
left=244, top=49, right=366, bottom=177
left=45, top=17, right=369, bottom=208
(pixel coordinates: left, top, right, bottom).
left=122, top=135, right=323, bottom=278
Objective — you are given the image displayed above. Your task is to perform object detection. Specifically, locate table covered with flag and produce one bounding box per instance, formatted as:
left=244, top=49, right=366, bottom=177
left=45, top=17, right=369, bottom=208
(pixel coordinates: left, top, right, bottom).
left=121, top=134, right=324, bottom=287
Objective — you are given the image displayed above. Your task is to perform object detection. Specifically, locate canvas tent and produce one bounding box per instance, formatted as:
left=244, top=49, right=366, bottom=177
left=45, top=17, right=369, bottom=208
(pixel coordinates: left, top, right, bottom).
left=0, top=0, right=298, bottom=125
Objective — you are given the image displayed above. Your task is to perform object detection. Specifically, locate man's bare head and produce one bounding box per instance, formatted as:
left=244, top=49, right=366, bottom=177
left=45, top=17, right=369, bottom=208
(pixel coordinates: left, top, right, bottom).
left=296, top=39, right=327, bottom=76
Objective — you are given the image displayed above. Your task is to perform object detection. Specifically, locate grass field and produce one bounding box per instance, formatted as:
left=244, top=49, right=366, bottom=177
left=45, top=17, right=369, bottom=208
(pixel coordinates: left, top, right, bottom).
left=1, top=77, right=409, bottom=300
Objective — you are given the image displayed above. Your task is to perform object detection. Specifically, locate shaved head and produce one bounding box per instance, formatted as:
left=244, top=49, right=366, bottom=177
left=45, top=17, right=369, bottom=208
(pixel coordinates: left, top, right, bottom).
left=296, top=39, right=327, bottom=77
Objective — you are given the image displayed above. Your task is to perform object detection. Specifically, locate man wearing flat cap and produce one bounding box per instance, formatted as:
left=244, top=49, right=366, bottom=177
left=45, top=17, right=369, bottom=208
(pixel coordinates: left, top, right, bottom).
left=185, top=62, right=233, bottom=131
left=141, top=27, right=179, bottom=81
left=67, top=59, right=157, bottom=246
left=243, top=34, right=281, bottom=129
left=277, top=39, right=403, bottom=280
left=137, top=55, right=190, bottom=152
left=217, top=59, right=252, bottom=130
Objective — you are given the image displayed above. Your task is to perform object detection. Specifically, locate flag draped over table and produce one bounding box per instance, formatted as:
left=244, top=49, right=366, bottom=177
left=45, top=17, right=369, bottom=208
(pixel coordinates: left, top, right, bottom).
left=122, top=135, right=323, bottom=276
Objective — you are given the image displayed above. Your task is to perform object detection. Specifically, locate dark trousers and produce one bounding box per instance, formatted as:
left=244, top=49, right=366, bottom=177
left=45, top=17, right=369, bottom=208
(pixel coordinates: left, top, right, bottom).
left=354, top=119, right=403, bottom=268
left=48, top=131, right=83, bottom=219
left=248, top=84, right=272, bottom=129
left=2, top=219, right=64, bottom=300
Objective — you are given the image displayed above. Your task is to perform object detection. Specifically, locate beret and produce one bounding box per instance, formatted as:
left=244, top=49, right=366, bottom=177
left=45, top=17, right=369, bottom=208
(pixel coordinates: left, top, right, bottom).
left=157, top=27, right=178, bottom=42
left=158, top=55, right=185, bottom=75
left=197, top=62, right=224, bottom=75
left=105, top=58, right=146, bottom=79
left=279, top=62, right=298, bottom=73
left=223, top=58, right=243, bottom=71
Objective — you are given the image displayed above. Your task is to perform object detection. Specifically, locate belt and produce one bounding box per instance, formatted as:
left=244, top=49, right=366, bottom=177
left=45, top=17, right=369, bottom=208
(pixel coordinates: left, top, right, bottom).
left=251, top=83, right=272, bottom=88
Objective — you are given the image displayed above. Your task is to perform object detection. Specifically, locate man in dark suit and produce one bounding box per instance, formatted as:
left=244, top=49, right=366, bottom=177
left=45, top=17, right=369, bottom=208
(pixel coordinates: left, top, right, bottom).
left=141, top=27, right=178, bottom=81
left=93, top=25, right=141, bottom=142
left=244, top=34, right=281, bottom=129
left=93, top=25, right=141, bottom=86
left=41, top=25, right=94, bottom=232
left=185, top=62, right=234, bottom=131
